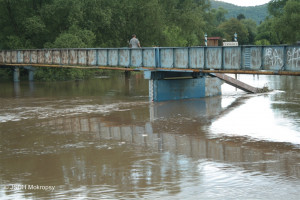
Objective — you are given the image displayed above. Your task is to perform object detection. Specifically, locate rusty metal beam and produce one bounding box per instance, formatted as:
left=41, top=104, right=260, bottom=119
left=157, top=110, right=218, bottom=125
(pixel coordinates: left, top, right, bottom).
left=1, top=63, right=300, bottom=76
left=0, top=63, right=138, bottom=71
left=140, top=67, right=300, bottom=76
left=197, top=69, right=300, bottom=76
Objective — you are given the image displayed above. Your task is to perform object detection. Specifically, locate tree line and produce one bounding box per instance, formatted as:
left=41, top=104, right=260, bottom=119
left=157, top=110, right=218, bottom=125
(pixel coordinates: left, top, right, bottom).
left=211, top=0, right=268, bottom=25
left=0, top=0, right=299, bottom=80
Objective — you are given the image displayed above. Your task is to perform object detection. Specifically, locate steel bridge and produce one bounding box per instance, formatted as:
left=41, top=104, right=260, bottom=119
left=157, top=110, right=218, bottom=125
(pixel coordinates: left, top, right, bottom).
left=1, top=45, right=299, bottom=101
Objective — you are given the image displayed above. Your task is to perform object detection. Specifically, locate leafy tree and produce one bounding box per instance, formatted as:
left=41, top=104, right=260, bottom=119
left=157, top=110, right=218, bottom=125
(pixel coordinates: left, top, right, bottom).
left=6, top=36, right=32, bottom=49
left=255, top=39, right=271, bottom=45
left=268, top=0, right=288, bottom=17
left=214, top=7, right=228, bottom=25
left=218, top=18, right=249, bottom=44
left=162, top=25, right=188, bottom=46
left=124, top=0, right=165, bottom=47
left=207, top=7, right=228, bottom=37
left=237, top=14, right=246, bottom=21
left=241, top=19, right=257, bottom=44
left=258, top=0, right=300, bottom=44
left=44, top=26, right=96, bottom=48
left=0, top=0, right=45, bottom=49
left=255, top=17, right=280, bottom=44
left=159, top=0, right=210, bottom=46
left=22, top=16, right=48, bottom=48
left=275, top=0, right=300, bottom=44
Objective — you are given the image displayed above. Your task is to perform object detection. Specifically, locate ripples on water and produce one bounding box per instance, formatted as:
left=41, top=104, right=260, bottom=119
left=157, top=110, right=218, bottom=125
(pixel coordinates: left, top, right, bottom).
left=0, top=73, right=300, bottom=199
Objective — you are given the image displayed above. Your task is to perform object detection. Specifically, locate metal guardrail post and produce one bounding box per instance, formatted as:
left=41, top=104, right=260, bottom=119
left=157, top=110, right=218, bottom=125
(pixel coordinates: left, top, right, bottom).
left=221, top=46, right=224, bottom=70
left=204, top=46, right=207, bottom=69
left=155, top=48, right=160, bottom=68
left=282, top=46, right=287, bottom=71
left=261, top=46, right=264, bottom=70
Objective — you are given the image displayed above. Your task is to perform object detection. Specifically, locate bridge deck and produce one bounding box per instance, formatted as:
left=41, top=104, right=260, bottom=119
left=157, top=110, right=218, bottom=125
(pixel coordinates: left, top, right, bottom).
left=1, top=46, right=300, bottom=75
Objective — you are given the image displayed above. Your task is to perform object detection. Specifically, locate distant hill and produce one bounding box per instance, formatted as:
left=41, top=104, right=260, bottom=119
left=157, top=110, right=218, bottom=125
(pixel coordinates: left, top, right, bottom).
left=210, top=0, right=268, bottom=24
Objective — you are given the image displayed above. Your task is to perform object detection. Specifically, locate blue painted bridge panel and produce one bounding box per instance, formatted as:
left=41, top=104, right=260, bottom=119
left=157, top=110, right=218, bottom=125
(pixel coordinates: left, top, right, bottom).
left=1, top=46, right=300, bottom=72
left=148, top=75, right=222, bottom=102
left=150, top=78, right=206, bottom=101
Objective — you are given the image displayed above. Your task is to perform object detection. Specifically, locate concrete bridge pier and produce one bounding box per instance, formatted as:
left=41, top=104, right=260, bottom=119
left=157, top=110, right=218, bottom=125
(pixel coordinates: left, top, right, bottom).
left=13, top=67, right=20, bottom=82
left=13, top=66, right=36, bottom=82
left=144, top=71, right=222, bottom=102
left=25, top=66, right=35, bottom=81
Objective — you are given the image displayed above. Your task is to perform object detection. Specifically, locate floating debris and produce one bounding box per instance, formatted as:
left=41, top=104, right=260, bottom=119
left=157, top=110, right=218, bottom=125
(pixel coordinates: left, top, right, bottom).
left=257, top=84, right=272, bottom=93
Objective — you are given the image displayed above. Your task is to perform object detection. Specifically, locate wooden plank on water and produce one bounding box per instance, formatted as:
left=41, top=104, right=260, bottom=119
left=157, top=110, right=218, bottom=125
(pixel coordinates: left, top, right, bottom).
left=211, top=73, right=258, bottom=93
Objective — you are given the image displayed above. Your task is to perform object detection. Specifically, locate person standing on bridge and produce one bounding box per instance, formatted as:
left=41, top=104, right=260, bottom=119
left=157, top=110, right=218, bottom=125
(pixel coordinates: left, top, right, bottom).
left=129, top=34, right=141, bottom=48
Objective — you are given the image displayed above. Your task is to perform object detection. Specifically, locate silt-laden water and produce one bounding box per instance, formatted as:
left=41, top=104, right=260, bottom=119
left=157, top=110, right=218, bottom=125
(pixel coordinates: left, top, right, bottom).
left=0, top=72, right=300, bottom=199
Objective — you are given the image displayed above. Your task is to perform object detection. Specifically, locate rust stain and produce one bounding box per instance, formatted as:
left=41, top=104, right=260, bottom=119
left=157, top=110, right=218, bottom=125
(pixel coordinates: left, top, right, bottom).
left=45, top=50, right=52, bottom=64
left=224, top=48, right=240, bottom=69
left=143, top=49, right=155, bottom=67
left=160, top=49, right=173, bottom=68
left=119, top=49, right=129, bottom=66
left=69, top=50, right=77, bottom=65
left=61, top=50, right=68, bottom=65
left=108, top=50, right=118, bottom=66
left=31, top=50, right=37, bottom=63
left=24, top=51, right=30, bottom=63
left=251, top=48, right=261, bottom=69
left=4, top=51, right=11, bottom=63
left=0, top=51, right=4, bottom=63
left=53, top=50, right=60, bottom=64
left=98, top=50, right=107, bottom=65
left=11, top=51, right=17, bottom=63
left=207, top=48, right=221, bottom=69
left=88, top=50, right=96, bottom=65
left=175, top=49, right=188, bottom=68
left=78, top=50, right=87, bottom=65
left=37, top=50, right=45, bottom=64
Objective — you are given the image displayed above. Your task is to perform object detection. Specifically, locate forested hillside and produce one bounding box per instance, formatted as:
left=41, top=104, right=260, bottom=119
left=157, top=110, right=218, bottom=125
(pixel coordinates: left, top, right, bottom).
left=0, top=0, right=299, bottom=80
left=0, top=0, right=212, bottom=49
left=210, top=0, right=268, bottom=24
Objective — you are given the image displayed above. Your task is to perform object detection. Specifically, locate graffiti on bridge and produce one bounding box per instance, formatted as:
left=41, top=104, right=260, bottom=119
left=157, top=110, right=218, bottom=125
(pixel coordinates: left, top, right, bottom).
left=264, top=48, right=283, bottom=69
left=287, top=48, right=300, bottom=69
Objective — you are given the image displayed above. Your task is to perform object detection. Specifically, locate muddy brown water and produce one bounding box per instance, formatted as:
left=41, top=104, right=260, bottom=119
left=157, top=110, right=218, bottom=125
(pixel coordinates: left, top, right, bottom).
left=0, top=72, right=300, bottom=199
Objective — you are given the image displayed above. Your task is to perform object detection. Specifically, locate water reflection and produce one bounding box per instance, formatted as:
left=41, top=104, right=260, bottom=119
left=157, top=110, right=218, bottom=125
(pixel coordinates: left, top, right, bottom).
left=31, top=97, right=300, bottom=182
left=13, top=82, right=21, bottom=97
left=1, top=72, right=148, bottom=100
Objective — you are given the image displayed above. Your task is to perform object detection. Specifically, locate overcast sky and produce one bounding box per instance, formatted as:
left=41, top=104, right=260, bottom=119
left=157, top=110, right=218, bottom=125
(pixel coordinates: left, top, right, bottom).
left=215, top=0, right=271, bottom=7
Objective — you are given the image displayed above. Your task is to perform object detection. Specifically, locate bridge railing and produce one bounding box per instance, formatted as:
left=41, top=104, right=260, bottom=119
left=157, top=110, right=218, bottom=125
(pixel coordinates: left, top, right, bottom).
left=0, top=46, right=299, bottom=72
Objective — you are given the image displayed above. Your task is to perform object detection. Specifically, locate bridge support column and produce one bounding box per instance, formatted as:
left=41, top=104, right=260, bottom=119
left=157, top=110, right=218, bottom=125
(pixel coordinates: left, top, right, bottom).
left=13, top=67, right=20, bottom=82
left=29, top=69, right=34, bottom=81
left=144, top=71, right=222, bottom=102
left=24, top=66, right=35, bottom=81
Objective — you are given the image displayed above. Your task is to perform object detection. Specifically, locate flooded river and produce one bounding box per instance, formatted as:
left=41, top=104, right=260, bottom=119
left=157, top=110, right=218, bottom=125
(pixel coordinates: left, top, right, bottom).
left=0, top=72, right=300, bottom=199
